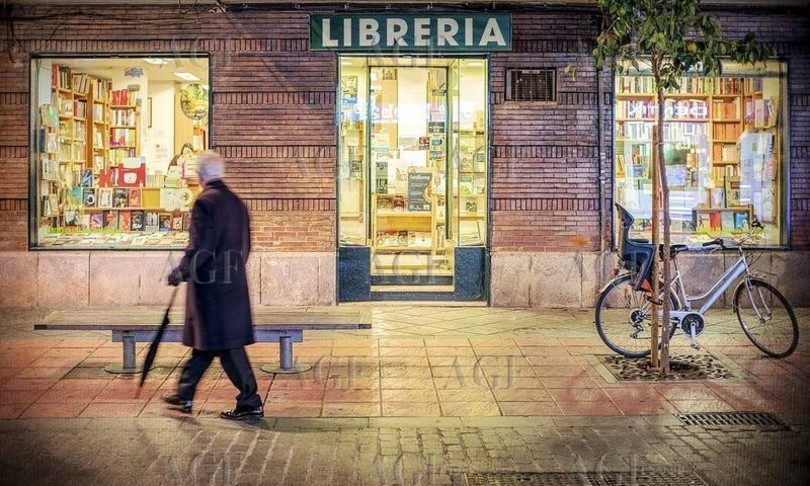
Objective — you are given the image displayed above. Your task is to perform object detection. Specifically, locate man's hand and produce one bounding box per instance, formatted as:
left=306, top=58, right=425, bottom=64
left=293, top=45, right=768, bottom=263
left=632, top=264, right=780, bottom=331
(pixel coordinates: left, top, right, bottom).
left=167, top=268, right=183, bottom=287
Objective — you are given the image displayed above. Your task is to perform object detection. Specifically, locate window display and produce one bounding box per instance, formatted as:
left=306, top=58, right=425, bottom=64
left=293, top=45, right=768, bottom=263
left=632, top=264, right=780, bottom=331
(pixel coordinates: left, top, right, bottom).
left=31, top=56, right=209, bottom=248
left=613, top=60, right=786, bottom=246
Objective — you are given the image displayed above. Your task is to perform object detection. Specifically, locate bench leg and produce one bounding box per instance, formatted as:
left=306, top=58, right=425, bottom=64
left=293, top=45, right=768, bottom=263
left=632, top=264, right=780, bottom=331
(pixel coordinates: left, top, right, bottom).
left=104, top=332, right=155, bottom=375
left=261, top=335, right=312, bottom=374
left=104, top=333, right=139, bottom=374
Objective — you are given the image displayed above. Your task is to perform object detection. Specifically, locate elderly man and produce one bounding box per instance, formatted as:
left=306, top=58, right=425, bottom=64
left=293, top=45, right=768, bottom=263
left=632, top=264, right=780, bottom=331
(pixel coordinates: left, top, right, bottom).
left=162, top=150, right=263, bottom=420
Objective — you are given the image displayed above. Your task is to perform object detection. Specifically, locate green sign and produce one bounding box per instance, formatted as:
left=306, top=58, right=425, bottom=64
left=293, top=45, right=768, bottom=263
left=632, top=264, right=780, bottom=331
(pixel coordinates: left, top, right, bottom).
left=310, top=14, right=511, bottom=52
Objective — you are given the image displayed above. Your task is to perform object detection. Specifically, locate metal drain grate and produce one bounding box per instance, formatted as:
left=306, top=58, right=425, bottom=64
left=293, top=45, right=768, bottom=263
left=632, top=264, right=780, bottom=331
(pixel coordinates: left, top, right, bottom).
left=676, top=411, right=787, bottom=427
left=464, top=471, right=708, bottom=485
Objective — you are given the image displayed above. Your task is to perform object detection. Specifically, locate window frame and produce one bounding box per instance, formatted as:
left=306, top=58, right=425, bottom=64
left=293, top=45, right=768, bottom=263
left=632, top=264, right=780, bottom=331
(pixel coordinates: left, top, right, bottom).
left=28, top=52, right=212, bottom=251
left=609, top=60, right=790, bottom=250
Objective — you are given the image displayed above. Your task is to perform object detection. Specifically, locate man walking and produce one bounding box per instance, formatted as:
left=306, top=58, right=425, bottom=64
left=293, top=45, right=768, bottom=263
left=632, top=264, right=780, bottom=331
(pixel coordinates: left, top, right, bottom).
left=162, top=150, right=263, bottom=420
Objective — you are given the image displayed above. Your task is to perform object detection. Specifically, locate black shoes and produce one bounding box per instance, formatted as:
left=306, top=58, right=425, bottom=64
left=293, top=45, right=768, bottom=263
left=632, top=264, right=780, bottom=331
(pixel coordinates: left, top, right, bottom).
left=220, top=405, right=264, bottom=421
left=161, top=394, right=193, bottom=414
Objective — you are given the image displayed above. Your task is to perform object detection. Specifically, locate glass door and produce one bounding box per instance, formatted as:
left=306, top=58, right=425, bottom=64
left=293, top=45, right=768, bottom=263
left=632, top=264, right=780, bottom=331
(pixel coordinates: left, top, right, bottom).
left=368, top=65, right=449, bottom=276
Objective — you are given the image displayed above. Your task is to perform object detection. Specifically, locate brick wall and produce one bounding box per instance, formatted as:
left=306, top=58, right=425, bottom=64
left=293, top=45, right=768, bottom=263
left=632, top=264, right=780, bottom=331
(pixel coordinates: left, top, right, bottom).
left=0, top=4, right=808, bottom=254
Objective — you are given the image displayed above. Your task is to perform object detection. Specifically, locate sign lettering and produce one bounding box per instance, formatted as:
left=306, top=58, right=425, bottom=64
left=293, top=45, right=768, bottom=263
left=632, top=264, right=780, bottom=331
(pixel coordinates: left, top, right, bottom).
left=311, top=14, right=512, bottom=52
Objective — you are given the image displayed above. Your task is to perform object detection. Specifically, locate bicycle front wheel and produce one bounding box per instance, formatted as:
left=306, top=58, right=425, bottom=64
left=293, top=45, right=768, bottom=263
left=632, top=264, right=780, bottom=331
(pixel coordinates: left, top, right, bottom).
left=734, top=277, right=799, bottom=358
left=595, top=274, right=653, bottom=358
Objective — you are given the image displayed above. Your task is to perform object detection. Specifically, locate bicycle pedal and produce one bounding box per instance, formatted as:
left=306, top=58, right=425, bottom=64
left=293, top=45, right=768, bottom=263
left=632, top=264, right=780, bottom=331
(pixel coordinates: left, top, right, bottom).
left=645, top=296, right=663, bottom=305
left=690, top=343, right=701, bottom=350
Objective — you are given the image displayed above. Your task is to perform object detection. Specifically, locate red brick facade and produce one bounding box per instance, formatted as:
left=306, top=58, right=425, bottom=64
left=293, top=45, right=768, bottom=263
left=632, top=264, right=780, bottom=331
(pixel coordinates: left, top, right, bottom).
left=0, top=4, right=808, bottom=253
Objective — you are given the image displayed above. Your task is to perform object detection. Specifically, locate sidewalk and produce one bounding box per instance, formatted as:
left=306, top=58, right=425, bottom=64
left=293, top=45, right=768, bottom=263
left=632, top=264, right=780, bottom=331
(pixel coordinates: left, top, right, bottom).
left=0, top=305, right=808, bottom=485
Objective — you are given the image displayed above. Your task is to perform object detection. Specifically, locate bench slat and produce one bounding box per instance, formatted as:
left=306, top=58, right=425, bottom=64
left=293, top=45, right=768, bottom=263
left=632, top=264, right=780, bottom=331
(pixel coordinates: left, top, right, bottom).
left=36, top=308, right=371, bottom=331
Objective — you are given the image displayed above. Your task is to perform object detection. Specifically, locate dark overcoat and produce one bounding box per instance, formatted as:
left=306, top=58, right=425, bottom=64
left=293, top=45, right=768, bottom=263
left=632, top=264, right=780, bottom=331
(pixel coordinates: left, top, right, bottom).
left=177, top=179, right=254, bottom=351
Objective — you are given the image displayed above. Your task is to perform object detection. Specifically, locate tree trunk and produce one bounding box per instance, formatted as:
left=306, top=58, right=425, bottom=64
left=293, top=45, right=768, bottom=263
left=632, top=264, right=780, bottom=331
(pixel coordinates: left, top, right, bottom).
left=650, top=130, right=660, bottom=370
left=657, top=87, right=672, bottom=376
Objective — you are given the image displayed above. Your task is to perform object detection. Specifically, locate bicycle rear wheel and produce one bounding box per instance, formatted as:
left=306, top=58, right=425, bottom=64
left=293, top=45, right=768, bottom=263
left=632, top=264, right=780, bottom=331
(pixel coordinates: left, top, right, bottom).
left=595, top=274, right=653, bottom=358
left=734, top=277, right=799, bottom=358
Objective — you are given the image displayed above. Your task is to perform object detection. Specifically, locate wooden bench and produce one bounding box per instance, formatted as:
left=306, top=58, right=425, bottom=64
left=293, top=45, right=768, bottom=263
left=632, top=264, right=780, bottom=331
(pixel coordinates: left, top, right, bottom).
left=35, top=308, right=371, bottom=375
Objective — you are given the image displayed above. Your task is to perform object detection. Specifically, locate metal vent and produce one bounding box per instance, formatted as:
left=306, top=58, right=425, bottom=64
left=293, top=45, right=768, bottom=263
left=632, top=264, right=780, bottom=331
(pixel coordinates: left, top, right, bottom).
left=464, top=471, right=708, bottom=485
left=506, top=68, right=556, bottom=102
left=676, top=411, right=788, bottom=427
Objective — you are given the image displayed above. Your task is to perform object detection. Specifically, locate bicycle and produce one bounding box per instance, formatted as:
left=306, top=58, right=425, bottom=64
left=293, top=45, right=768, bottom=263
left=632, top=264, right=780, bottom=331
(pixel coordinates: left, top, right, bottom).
left=595, top=203, right=799, bottom=359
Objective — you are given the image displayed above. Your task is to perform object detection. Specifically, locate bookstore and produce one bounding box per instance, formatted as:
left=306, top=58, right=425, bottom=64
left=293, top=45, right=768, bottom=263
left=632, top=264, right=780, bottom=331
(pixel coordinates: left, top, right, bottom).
left=613, top=60, right=787, bottom=246
left=337, top=56, right=488, bottom=294
left=30, top=56, right=209, bottom=248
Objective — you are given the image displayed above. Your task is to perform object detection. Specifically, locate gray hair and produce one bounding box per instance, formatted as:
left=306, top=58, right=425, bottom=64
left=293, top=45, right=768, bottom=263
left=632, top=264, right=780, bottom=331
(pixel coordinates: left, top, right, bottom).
left=196, top=150, right=224, bottom=183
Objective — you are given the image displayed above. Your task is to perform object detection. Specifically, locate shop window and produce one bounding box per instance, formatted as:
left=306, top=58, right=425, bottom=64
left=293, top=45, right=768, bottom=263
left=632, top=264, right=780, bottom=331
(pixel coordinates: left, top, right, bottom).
left=506, top=68, right=556, bottom=102
left=31, top=56, right=209, bottom=248
left=613, top=60, right=787, bottom=246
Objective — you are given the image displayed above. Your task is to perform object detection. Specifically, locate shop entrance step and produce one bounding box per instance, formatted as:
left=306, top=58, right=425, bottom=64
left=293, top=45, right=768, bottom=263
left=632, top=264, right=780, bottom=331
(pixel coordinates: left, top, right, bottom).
left=370, top=274, right=453, bottom=286
left=370, top=285, right=456, bottom=301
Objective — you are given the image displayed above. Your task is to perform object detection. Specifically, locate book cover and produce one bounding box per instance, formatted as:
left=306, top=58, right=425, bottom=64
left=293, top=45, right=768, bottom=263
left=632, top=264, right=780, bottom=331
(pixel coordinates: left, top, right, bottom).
left=710, top=188, right=725, bottom=208
left=82, top=188, right=97, bottom=207
left=696, top=213, right=711, bottom=232
left=98, top=188, right=113, bottom=208
left=459, top=175, right=474, bottom=195
left=113, top=188, right=129, bottom=208
left=77, top=214, right=90, bottom=230
left=131, top=211, right=144, bottom=231
left=128, top=188, right=141, bottom=208
left=734, top=211, right=750, bottom=231
left=171, top=214, right=184, bottom=231
left=725, top=176, right=741, bottom=206
left=158, top=213, right=172, bottom=232
left=118, top=211, right=131, bottom=231
left=80, top=169, right=94, bottom=187
left=64, top=208, right=78, bottom=227
left=709, top=211, right=722, bottom=230
left=103, top=210, right=118, bottom=230
left=721, top=211, right=734, bottom=231
left=89, top=212, right=103, bottom=230
left=144, top=212, right=159, bottom=232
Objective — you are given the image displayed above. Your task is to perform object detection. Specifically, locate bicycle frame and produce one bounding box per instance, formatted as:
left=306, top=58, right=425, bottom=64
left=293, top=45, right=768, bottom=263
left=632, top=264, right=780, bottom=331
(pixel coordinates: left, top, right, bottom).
left=670, top=249, right=749, bottom=314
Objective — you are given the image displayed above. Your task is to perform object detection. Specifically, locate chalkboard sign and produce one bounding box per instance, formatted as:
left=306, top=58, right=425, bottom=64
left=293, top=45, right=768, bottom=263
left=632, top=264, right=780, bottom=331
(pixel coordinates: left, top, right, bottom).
left=375, top=160, right=388, bottom=193
left=407, top=171, right=432, bottom=211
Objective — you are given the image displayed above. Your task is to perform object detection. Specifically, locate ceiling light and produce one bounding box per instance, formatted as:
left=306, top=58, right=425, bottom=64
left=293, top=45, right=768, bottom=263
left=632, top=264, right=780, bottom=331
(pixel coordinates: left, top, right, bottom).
left=174, top=71, right=200, bottom=81
left=144, top=58, right=169, bottom=65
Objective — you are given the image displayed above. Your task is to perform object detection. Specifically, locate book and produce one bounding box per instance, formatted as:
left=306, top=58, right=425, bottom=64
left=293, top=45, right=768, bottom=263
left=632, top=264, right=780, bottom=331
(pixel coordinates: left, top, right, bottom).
left=710, top=188, right=725, bottom=208
left=103, top=210, right=117, bottom=230
left=131, top=211, right=144, bottom=231
left=709, top=211, right=722, bottom=230
left=158, top=213, right=171, bottom=232
left=734, top=211, right=750, bottom=231
left=171, top=214, right=184, bottom=231
left=721, top=211, right=734, bottom=231
left=89, top=212, right=103, bottom=230
left=98, top=188, right=113, bottom=208
left=118, top=211, right=131, bottom=231
left=113, top=188, right=129, bottom=208
left=80, top=169, right=93, bottom=187
left=725, top=176, right=741, bottom=206
left=128, top=188, right=141, bottom=208
left=144, top=212, right=159, bottom=232
left=82, top=188, right=97, bottom=207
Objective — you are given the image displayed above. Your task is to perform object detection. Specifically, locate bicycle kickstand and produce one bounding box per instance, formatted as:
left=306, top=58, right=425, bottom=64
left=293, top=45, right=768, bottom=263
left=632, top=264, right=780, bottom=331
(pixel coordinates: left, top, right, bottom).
left=688, top=323, right=701, bottom=350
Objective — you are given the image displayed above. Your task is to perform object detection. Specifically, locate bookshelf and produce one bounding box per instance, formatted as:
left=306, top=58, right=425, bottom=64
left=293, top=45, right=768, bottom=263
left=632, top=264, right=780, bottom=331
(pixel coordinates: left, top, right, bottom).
left=109, top=88, right=140, bottom=166
left=89, top=77, right=111, bottom=172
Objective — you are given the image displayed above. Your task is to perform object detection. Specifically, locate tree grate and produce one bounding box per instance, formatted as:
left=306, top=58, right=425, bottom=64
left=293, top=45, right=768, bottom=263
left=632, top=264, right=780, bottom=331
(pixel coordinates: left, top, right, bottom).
left=597, top=353, right=734, bottom=381
left=676, top=411, right=788, bottom=427
left=463, top=471, right=709, bottom=485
